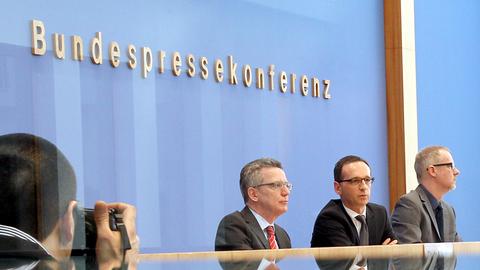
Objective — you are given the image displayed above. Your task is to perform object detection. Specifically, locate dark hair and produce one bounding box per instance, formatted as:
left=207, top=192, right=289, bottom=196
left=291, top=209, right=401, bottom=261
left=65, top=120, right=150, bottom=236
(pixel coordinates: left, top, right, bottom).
left=239, top=158, right=283, bottom=203
left=0, top=133, right=76, bottom=241
left=333, top=155, right=370, bottom=181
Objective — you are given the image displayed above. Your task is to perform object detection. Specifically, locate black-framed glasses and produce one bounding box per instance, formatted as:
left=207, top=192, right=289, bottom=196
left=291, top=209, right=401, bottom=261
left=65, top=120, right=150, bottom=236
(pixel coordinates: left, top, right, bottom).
left=336, top=177, right=374, bottom=186
left=429, top=162, right=455, bottom=170
left=254, top=181, right=293, bottom=191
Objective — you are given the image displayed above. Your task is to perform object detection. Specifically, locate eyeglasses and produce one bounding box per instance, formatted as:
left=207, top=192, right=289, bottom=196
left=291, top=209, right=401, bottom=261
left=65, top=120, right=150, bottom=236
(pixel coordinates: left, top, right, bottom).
left=336, top=177, right=375, bottom=186
left=429, top=162, right=456, bottom=170
left=254, top=181, right=293, bottom=191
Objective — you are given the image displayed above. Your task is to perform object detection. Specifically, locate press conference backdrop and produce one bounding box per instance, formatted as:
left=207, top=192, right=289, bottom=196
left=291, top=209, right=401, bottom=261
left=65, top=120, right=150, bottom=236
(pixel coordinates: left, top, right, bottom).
left=0, top=1, right=389, bottom=251
left=415, top=0, right=480, bottom=241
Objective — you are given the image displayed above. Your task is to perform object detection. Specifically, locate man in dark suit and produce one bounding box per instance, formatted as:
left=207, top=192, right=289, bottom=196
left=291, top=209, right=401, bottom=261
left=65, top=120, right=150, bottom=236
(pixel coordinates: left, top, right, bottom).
left=311, top=155, right=397, bottom=247
left=215, top=158, right=292, bottom=251
left=391, top=146, right=462, bottom=243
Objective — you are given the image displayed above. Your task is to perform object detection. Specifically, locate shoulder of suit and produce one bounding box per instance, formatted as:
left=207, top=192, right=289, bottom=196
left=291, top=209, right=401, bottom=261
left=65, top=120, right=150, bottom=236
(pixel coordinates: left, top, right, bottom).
left=366, top=202, right=390, bottom=218
left=325, top=199, right=342, bottom=209
left=366, top=202, right=387, bottom=210
left=411, top=187, right=425, bottom=201
left=316, top=200, right=352, bottom=224
left=397, top=186, right=422, bottom=202
left=220, top=210, right=246, bottom=224
left=319, top=199, right=343, bottom=215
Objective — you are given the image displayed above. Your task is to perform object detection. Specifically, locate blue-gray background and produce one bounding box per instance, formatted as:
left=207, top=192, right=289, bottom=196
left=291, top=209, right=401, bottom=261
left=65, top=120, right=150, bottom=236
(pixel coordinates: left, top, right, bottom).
left=415, top=0, right=480, bottom=246
left=1, top=0, right=476, bottom=254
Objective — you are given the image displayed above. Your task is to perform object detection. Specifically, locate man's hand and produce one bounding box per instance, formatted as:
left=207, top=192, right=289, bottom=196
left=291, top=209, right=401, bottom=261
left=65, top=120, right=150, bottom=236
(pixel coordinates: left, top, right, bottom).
left=94, top=201, right=138, bottom=268
left=381, top=237, right=398, bottom=245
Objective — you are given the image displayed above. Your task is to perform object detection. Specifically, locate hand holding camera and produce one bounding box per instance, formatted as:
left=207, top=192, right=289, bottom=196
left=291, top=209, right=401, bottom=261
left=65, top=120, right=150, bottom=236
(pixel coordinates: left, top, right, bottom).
left=94, top=201, right=138, bottom=264
left=73, top=200, right=138, bottom=268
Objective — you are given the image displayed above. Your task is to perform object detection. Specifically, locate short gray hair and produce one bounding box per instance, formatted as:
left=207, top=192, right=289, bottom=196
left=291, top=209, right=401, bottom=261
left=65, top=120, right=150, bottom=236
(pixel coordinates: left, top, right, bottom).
left=239, top=158, right=283, bottom=203
left=414, top=146, right=450, bottom=182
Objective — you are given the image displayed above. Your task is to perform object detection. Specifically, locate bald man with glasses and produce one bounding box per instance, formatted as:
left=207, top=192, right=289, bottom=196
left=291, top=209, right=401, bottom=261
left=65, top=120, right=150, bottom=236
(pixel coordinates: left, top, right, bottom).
left=215, top=158, right=292, bottom=251
left=391, top=146, right=462, bottom=243
left=311, top=155, right=397, bottom=247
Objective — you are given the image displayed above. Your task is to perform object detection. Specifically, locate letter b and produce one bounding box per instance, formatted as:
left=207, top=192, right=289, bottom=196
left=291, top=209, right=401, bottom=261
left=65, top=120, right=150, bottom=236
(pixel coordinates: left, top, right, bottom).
left=31, top=20, right=46, bottom=55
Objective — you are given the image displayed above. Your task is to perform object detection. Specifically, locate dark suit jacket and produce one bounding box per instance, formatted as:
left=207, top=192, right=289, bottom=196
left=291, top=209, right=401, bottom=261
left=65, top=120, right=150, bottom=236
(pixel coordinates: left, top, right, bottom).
left=310, top=199, right=396, bottom=247
left=215, top=206, right=291, bottom=251
left=391, top=185, right=461, bottom=243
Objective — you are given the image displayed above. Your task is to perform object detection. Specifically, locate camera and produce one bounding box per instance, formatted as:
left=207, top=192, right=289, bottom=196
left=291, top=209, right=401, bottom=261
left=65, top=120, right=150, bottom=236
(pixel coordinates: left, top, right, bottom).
left=83, top=208, right=119, bottom=250
left=72, top=206, right=130, bottom=256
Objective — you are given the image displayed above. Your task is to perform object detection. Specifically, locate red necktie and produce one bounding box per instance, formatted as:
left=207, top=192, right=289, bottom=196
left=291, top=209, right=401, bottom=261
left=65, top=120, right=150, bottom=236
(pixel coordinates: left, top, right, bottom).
left=266, top=226, right=277, bottom=249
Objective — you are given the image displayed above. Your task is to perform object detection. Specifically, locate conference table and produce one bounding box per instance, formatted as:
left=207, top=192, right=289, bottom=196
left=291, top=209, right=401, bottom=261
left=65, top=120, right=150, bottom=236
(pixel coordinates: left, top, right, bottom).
left=136, top=242, right=480, bottom=269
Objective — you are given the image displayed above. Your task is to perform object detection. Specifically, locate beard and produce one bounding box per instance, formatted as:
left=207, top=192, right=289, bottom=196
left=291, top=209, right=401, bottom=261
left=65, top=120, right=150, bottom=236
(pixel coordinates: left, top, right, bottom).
left=448, top=179, right=457, bottom=191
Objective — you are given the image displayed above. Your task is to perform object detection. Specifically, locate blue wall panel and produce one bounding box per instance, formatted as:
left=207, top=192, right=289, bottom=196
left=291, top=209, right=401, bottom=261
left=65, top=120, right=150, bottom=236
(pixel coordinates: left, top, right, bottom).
left=0, top=0, right=388, bottom=251
left=415, top=0, right=480, bottom=241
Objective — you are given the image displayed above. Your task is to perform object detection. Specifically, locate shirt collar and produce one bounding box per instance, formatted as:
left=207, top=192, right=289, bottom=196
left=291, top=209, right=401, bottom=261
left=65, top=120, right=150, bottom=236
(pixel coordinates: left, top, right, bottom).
left=342, top=203, right=367, bottom=219
left=420, top=184, right=441, bottom=210
left=248, top=207, right=274, bottom=231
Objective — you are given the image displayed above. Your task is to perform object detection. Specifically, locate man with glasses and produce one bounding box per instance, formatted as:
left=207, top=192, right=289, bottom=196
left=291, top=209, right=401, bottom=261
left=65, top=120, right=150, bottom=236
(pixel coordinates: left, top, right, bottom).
left=215, top=158, right=292, bottom=251
left=391, top=146, right=462, bottom=243
left=311, top=155, right=397, bottom=247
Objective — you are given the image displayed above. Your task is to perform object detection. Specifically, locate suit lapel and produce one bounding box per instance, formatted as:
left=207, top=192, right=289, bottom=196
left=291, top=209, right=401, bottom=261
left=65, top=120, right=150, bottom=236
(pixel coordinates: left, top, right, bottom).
left=241, top=207, right=269, bottom=249
left=273, top=224, right=284, bottom=248
left=442, top=203, right=452, bottom=241
left=366, top=204, right=374, bottom=244
left=417, top=187, right=442, bottom=240
left=338, top=202, right=360, bottom=245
